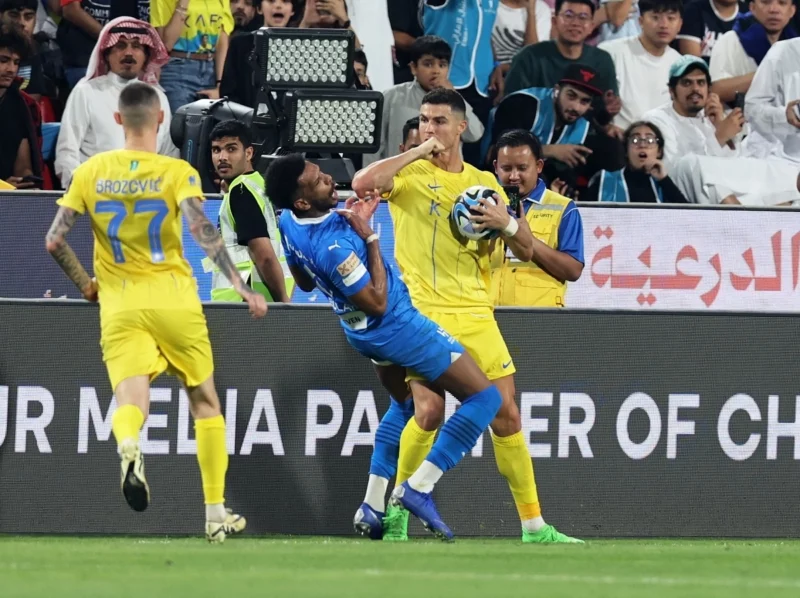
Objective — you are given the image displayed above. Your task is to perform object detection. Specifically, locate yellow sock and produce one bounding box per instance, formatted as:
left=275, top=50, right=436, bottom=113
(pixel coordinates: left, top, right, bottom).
left=492, top=431, right=541, bottom=521
left=396, top=417, right=436, bottom=485
left=111, top=404, right=145, bottom=446
left=195, top=415, right=228, bottom=505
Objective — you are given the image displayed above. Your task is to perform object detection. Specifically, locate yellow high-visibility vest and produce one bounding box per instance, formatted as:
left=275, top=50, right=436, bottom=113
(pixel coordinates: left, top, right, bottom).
left=491, top=189, right=572, bottom=308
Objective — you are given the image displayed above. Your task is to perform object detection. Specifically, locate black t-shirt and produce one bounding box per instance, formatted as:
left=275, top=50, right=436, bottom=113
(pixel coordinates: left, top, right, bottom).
left=220, top=32, right=256, bottom=107
left=389, top=0, right=423, bottom=84
left=0, top=93, right=28, bottom=180
left=675, top=0, right=748, bottom=63
left=111, top=0, right=150, bottom=20
left=490, top=92, right=624, bottom=190
left=229, top=174, right=270, bottom=245
left=233, top=16, right=262, bottom=37
left=793, top=0, right=800, bottom=34
left=18, top=52, right=46, bottom=95
left=584, top=169, right=688, bottom=203
left=58, top=0, right=149, bottom=68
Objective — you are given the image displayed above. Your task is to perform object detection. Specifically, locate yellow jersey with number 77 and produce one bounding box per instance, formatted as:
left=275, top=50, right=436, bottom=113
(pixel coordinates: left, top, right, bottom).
left=57, top=149, right=205, bottom=312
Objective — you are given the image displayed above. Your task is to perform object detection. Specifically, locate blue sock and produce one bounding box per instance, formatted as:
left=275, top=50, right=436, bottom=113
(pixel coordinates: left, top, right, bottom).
left=369, top=397, right=413, bottom=479
left=426, top=385, right=502, bottom=473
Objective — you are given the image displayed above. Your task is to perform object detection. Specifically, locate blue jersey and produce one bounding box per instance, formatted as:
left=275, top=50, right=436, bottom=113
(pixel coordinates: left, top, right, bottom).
left=279, top=210, right=414, bottom=337
left=280, top=209, right=466, bottom=382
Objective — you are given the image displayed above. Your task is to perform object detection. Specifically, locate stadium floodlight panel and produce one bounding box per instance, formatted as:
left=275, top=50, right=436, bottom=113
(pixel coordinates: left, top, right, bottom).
left=283, top=89, right=383, bottom=154
left=254, top=27, right=356, bottom=89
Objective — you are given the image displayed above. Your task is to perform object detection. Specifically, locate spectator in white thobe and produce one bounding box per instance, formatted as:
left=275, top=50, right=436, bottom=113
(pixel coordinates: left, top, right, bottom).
left=644, top=55, right=800, bottom=205
left=55, top=17, right=177, bottom=188
left=745, top=37, right=800, bottom=165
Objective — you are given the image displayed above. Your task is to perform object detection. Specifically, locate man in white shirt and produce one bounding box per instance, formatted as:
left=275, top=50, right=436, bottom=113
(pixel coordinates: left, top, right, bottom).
left=600, top=0, right=683, bottom=129
left=745, top=37, right=800, bottom=164
left=709, top=0, right=796, bottom=104
left=644, top=55, right=800, bottom=204
left=55, top=17, right=177, bottom=187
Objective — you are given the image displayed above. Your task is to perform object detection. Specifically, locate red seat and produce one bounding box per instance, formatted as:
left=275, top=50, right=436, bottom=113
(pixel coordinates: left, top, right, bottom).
left=37, top=96, right=57, bottom=123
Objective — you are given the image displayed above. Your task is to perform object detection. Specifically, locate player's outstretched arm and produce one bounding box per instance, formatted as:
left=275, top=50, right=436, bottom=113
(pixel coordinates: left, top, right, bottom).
left=180, top=197, right=267, bottom=318
left=352, top=137, right=445, bottom=199
left=45, top=206, right=97, bottom=302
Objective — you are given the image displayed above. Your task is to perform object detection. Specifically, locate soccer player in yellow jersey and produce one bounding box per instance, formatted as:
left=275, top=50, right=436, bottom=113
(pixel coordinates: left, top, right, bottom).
left=45, top=82, right=267, bottom=543
left=352, top=88, right=582, bottom=543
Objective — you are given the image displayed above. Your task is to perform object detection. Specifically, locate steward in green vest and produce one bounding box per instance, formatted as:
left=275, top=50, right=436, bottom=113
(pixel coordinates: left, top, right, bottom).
left=205, top=121, right=294, bottom=302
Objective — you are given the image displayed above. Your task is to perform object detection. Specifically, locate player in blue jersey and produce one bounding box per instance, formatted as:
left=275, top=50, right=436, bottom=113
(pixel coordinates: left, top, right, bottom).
left=268, top=153, right=504, bottom=540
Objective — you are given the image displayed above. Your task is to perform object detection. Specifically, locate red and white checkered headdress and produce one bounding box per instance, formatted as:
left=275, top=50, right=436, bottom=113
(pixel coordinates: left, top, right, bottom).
left=86, top=17, right=170, bottom=85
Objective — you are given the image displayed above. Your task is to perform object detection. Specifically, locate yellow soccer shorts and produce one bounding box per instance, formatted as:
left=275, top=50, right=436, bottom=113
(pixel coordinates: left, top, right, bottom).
left=407, top=309, right=515, bottom=382
left=100, top=303, right=214, bottom=391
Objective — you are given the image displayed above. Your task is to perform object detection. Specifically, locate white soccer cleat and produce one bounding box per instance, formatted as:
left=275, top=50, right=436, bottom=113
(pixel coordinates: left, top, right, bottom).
left=205, top=509, right=247, bottom=544
left=119, top=439, right=150, bottom=512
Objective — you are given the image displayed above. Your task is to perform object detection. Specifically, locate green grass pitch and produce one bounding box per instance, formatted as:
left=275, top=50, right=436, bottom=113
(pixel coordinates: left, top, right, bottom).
left=2, top=536, right=800, bottom=598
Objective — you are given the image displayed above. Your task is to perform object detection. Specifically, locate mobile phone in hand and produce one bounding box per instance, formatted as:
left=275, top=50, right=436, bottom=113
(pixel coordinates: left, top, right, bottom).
left=503, top=184, right=521, bottom=217
left=21, top=175, right=43, bottom=185
left=734, top=91, right=745, bottom=115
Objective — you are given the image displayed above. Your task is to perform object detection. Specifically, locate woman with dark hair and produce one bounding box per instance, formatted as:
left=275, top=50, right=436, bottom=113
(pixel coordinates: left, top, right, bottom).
left=583, top=120, right=688, bottom=202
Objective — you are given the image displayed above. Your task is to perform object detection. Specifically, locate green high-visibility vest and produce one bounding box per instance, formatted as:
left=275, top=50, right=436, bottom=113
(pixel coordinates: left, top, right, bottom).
left=203, top=171, right=294, bottom=302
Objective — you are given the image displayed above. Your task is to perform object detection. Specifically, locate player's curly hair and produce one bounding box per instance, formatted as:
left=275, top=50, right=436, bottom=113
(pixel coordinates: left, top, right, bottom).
left=265, top=153, right=306, bottom=212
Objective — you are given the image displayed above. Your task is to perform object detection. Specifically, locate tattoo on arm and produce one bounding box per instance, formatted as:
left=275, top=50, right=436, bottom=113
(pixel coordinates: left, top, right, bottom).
left=180, top=197, right=256, bottom=296
left=46, top=206, right=92, bottom=291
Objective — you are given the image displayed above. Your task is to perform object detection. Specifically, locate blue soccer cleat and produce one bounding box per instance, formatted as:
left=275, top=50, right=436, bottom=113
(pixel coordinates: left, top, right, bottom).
left=390, top=482, right=454, bottom=541
left=353, top=503, right=384, bottom=540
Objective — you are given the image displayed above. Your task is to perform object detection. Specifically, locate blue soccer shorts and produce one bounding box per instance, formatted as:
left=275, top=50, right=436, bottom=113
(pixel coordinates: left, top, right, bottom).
left=347, top=309, right=465, bottom=382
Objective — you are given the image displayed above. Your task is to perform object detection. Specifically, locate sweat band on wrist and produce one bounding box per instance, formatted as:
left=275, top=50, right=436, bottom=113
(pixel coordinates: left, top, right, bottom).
left=366, top=234, right=379, bottom=244
left=502, top=218, right=519, bottom=237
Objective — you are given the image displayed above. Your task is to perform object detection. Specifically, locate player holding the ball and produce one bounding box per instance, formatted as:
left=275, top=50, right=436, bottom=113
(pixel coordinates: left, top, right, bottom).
left=351, top=88, right=582, bottom=544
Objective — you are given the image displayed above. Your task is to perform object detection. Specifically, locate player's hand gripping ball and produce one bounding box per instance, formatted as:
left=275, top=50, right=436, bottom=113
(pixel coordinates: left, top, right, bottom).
left=451, top=185, right=500, bottom=241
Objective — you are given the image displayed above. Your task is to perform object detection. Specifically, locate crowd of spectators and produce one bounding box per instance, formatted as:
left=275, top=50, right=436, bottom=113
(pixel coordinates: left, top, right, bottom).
left=0, top=0, right=799, bottom=205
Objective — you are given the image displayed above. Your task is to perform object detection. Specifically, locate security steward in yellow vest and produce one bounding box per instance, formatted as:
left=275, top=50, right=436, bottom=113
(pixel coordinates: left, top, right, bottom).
left=491, top=130, right=584, bottom=307
left=206, top=121, right=293, bottom=303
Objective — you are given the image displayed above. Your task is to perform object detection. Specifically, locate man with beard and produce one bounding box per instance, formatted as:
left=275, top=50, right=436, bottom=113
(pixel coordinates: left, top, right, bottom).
left=505, top=0, right=622, bottom=128
left=208, top=119, right=292, bottom=303
left=272, top=150, right=506, bottom=542
left=644, top=55, right=800, bottom=204
left=55, top=16, right=177, bottom=188
left=231, top=0, right=259, bottom=35
left=484, top=64, right=625, bottom=195
left=58, top=0, right=150, bottom=87
left=350, top=88, right=581, bottom=545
